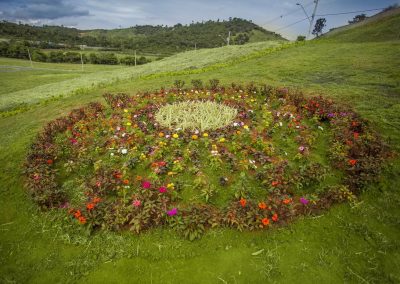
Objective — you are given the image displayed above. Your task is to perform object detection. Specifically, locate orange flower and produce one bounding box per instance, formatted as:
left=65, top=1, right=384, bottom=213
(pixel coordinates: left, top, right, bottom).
left=74, top=210, right=81, bottom=218
left=261, top=218, right=270, bottom=226
left=93, top=197, right=101, bottom=203
left=239, top=198, right=247, bottom=207
left=158, top=132, right=164, bottom=137
left=283, top=198, right=292, bottom=205
left=271, top=181, right=279, bottom=187
left=136, top=175, right=143, bottom=181
left=113, top=172, right=122, bottom=179
left=272, top=213, right=278, bottom=222
left=78, top=216, right=87, bottom=224
left=123, top=179, right=129, bottom=185
left=349, top=159, right=357, bottom=166
left=86, top=203, right=95, bottom=210
left=258, top=202, right=267, bottom=210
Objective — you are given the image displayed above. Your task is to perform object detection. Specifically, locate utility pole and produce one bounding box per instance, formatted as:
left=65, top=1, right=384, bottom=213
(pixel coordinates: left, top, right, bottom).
left=308, top=0, right=320, bottom=37
left=134, top=50, right=137, bottom=66
left=227, top=31, right=231, bottom=46
left=194, top=43, right=197, bottom=51
left=27, top=48, right=33, bottom=68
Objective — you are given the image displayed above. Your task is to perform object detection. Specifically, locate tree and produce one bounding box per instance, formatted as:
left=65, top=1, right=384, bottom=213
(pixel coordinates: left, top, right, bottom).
left=348, top=14, right=367, bottom=24
left=296, top=35, right=306, bottom=41
left=312, top=18, right=326, bottom=38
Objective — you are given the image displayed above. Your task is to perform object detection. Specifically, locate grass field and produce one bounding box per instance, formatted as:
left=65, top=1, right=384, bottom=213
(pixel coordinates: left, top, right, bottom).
left=0, top=10, right=399, bottom=283
left=0, top=40, right=283, bottom=112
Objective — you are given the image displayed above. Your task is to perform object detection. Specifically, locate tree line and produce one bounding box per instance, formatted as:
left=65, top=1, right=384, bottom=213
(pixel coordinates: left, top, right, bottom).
left=0, top=40, right=151, bottom=65
left=0, top=18, right=285, bottom=54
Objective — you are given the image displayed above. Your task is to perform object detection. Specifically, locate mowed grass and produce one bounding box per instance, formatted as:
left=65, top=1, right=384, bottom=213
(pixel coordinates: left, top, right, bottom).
left=1, top=22, right=400, bottom=283
left=0, top=41, right=283, bottom=111
left=0, top=57, right=126, bottom=95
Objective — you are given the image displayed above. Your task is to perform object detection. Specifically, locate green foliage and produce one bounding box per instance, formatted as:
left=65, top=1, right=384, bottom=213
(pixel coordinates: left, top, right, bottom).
left=313, top=18, right=327, bottom=37
left=0, top=18, right=286, bottom=55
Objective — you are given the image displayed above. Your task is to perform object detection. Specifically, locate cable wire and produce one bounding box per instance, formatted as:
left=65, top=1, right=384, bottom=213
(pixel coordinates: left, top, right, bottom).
left=316, top=8, right=385, bottom=17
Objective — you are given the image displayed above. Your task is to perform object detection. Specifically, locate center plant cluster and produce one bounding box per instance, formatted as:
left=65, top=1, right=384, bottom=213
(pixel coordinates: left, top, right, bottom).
left=24, top=84, right=388, bottom=240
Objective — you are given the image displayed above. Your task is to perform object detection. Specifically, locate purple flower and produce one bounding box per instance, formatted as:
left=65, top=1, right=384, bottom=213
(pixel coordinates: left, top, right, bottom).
left=300, top=197, right=309, bottom=205
left=327, top=113, right=335, bottom=118
left=298, top=146, right=305, bottom=152
left=167, top=208, right=178, bottom=216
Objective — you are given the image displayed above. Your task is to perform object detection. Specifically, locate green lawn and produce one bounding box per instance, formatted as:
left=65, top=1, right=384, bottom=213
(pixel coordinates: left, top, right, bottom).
left=0, top=57, right=126, bottom=95
left=0, top=24, right=399, bottom=283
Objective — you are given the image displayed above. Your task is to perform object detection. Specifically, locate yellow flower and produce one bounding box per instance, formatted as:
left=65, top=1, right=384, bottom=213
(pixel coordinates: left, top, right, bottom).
left=173, top=133, right=179, bottom=139
left=167, top=183, right=175, bottom=189
left=236, top=130, right=241, bottom=135
left=126, top=122, right=132, bottom=126
left=203, top=133, right=209, bottom=137
left=192, top=134, right=198, bottom=140
left=219, top=137, right=226, bottom=143
left=243, top=125, right=249, bottom=130
left=123, top=109, right=128, bottom=113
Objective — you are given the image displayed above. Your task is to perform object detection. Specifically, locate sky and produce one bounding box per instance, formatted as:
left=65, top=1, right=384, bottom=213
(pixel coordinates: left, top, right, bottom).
left=0, top=0, right=398, bottom=40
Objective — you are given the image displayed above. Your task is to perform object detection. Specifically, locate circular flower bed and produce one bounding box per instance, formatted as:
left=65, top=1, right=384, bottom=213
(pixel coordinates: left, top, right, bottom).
left=25, top=84, right=389, bottom=240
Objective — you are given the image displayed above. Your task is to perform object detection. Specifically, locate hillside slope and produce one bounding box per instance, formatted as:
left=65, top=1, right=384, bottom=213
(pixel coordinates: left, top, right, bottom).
left=322, top=7, right=400, bottom=42
left=0, top=18, right=286, bottom=53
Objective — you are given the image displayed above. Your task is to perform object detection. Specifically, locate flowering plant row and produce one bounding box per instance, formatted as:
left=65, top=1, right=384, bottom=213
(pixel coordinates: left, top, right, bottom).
left=24, top=83, right=389, bottom=240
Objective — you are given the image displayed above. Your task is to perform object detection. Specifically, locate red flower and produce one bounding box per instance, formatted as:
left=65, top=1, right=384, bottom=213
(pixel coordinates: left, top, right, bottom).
left=46, top=159, right=53, bottom=165
left=261, top=218, right=270, bottom=226
left=86, top=203, right=95, bottom=210
left=258, top=202, right=267, bottom=210
left=272, top=213, right=278, bottom=222
left=271, top=181, right=279, bottom=187
left=93, top=197, right=101, bottom=203
left=74, top=210, right=81, bottom=218
left=349, top=159, right=357, bottom=166
left=353, top=132, right=359, bottom=139
left=239, top=198, right=247, bottom=207
left=113, top=172, right=122, bottom=179
left=283, top=198, right=292, bottom=205
left=78, top=216, right=87, bottom=224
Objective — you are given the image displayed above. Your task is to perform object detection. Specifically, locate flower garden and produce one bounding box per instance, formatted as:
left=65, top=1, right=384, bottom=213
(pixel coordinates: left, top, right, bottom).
left=24, top=82, right=389, bottom=241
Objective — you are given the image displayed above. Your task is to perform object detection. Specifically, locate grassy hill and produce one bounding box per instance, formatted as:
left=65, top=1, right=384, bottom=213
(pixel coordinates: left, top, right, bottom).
left=0, top=18, right=286, bottom=54
left=322, top=7, right=400, bottom=42
left=0, top=8, right=399, bottom=284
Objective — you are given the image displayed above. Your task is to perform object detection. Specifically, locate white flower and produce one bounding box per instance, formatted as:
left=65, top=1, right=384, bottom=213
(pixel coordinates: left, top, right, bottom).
left=121, top=149, right=128, bottom=155
left=233, top=122, right=239, bottom=127
left=279, top=122, right=283, bottom=127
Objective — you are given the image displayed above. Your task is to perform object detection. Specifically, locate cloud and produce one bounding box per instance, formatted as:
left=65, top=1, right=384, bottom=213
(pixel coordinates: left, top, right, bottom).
left=1, top=0, right=89, bottom=20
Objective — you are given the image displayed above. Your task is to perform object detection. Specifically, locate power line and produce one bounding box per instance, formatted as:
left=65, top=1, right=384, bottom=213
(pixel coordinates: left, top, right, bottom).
left=272, top=17, right=309, bottom=33
left=262, top=1, right=314, bottom=25
left=316, top=7, right=385, bottom=17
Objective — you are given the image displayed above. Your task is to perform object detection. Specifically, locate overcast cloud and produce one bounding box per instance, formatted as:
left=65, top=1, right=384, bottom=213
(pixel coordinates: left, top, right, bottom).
left=0, top=0, right=398, bottom=39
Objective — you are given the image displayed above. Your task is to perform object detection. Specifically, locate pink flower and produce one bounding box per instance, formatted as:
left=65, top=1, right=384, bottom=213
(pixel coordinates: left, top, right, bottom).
left=300, top=197, right=309, bottom=205
left=158, top=186, right=167, bottom=193
left=167, top=208, right=178, bottom=216
left=69, top=138, right=78, bottom=145
left=132, top=200, right=141, bottom=207
left=142, top=181, right=151, bottom=189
